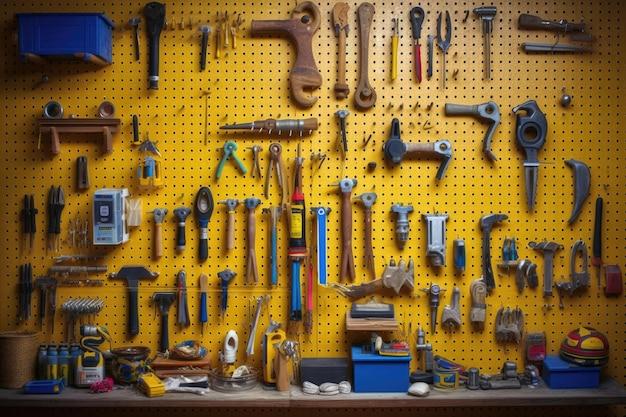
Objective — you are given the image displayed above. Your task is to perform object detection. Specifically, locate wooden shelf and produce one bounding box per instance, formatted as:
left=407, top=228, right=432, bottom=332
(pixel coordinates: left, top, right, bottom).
left=38, top=118, right=120, bottom=155
left=1, top=379, right=625, bottom=409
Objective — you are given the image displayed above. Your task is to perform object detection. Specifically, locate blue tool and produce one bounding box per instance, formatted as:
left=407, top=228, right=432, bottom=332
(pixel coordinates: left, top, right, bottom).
left=216, top=140, right=247, bottom=180
left=311, top=207, right=330, bottom=285
left=23, top=379, right=64, bottom=394
left=218, top=269, right=236, bottom=315
left=263, top=206, right=283, bottom=286
left=453, top=239, right=466, bottom=273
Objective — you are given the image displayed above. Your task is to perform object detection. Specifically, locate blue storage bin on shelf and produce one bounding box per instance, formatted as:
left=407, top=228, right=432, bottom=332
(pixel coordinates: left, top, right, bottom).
left=17, top=13, right=113, bottom=65
left=543, top=355, right=601, bottom=389
left=351, top=345, right=411, bottom=393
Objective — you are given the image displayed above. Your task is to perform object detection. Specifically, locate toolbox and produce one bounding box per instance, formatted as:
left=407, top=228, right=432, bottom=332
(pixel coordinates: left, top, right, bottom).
left=542, top=355, right=601, bottom=389
left=351, top=346, right=411, bottom=392
left=17, top=13, right=113, bottom=65
left=300, top=357, right=350, bottom=385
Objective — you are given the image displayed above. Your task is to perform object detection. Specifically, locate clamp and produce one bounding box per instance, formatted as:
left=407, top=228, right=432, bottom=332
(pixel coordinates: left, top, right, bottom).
left=216, top=140, right=247, bottom=180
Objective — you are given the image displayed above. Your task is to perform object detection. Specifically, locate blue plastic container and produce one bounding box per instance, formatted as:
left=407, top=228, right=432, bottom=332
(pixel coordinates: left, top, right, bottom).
left=351, top=346, right=411, bottom=392
left=543, top=355, right=600, bottom=389
left=17, top=13, right=113, bottom=64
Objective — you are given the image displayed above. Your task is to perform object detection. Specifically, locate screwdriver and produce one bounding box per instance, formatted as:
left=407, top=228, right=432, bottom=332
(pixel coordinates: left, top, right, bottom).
left=390, top=17, right=399, bottom=81
left=592, top=197, right=603, bottom=287
left=409, top=7, right=425, bottom=83
left=288, top=143, right=306, bottom=322
left=199, top=274, right=208, bottom=334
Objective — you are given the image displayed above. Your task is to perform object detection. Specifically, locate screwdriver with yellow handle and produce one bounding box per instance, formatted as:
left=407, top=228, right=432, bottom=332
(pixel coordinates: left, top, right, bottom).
left=391, top=17, right=399, bottom=81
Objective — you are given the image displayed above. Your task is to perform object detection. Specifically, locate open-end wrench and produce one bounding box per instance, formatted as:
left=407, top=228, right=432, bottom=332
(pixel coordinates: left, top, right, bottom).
left=354, top=3, right=376, bottom=110
left=332, top=2, right=350, bottom=99
left=529, top=241, right=564, bottom=298
left=355, top=193, right=377, bottom=279
left=339, top=179, right=357, bottom=282
left=409, top=6, right=425, bottom=82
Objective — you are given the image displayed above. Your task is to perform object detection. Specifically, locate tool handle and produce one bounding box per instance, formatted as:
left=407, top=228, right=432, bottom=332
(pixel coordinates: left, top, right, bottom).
left=391, top=36, right=398, bottom=81
left=405, top=142, right=436, bottom=156
left=341, top=192, right=355, bottom=281
left=175, top=221, right=186, bottom=253
left=270, top=223, right=278, bottom=285
left=290, top=260, right=302, bottom=321
left=160, top=313, right=169, bottom=352
left=148, top=31, right=160, bottom=89
left=543, top=255, right=554, bottom=297
left=482, top=232, right=495, bottom=291
left=246, top=208, right=258, bottom=284
left=200, top=292, right=207, bottom=323
left=414, top=43, right=422, bottom=83
left=215, top=154, right=228, bottom=179
left=132, top=115, right=139, bottom=144
left=364, top=208, right=375, bottom=278
left=444, top=103, right=478, bottom=116
left=199, top=224, right=208, bottom=261
left=337, top=30, right=347, bottom=86
left=592, top=197, right=603, bottom=265
left=200, top=31, right=208, bottom=70
left=226, top=210, right=235, bottom=250
left=232, top=153, right=248, bottom=175
left=301, top=118, right=320, bottom=132
left=154, top=223, right=163, bottom=258
left=128, top=287, right=139, bottom=335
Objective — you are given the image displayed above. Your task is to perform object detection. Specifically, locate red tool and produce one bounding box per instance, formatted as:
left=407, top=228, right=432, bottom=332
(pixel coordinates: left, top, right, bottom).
left=409, top=7, right=425, bottom=83
left=288, top=143, right=306, bottom=322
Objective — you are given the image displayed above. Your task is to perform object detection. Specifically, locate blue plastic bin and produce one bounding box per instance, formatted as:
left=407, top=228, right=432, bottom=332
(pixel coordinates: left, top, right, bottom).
left=351, top=346, right=411, bottom=392
left=543, top=355, right=600, bottom=389
left=17, top=13, right=113, bottom=64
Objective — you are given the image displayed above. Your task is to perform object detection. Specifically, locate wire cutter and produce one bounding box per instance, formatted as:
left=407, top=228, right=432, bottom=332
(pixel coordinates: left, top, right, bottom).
left=216, top=140, right=247, bottom=180
left=436, top=11, right=452, bottom=88
left=264, top=143, right=286, bottom=204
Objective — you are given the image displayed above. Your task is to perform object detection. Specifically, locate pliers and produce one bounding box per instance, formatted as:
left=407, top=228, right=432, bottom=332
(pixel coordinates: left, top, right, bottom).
left=216, top=140, right=247, bottom=180
left=436, top=11, right=452, bottom=88
left=264, top=143, right=286, bottom=204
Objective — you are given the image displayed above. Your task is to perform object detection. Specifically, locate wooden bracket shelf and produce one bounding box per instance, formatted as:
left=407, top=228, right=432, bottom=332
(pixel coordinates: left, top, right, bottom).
left=38, top=118, right=120, bottom=155
left=1, top=379, right=625, bottom=409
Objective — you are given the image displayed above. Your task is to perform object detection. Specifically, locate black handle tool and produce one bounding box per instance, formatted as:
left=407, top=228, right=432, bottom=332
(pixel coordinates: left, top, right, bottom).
left=592, top=197, right=603, bottom=287
left=144, top=2, right=165, bottom=89
left=195, top=187, right=214, bottom=262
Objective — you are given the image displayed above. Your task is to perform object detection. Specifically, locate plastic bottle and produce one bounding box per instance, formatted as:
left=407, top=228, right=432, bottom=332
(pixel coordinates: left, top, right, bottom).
left=69, top=344, right=82, bottom=386
left=37, top=345, right=48, bottom=379
left=58, top=345, right=70, bottom=385
left=46, top=345, right=58, bottom=380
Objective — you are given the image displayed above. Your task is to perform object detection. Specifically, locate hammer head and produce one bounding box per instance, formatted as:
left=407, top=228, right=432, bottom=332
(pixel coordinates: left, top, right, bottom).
left=529, top=241, right=564, bottom=254
left=244, top=197, right=261, bottom=210
left=433, top=140, right=453, bottom=181
left=473, top=6, right=497, bottom=21
left=218, top=269, right=236, bottom=286
left=109, top=266, right=158, bottom=288
left=355, top=192, right=377, bottom=208
left=152, top=208, right=168, bottom=224
left=152, top=292, right=176, bottom=314
left=173, top=207, right=191, bottom=222
left=339, top=178, right=357, bottom=193
left=219, top=199, right=240, bottom=211
left=383, top=118, right=406, bottom=164
left=480, top=213, right=508, bottom=232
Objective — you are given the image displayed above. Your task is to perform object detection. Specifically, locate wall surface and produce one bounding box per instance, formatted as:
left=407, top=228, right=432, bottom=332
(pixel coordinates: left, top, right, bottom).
left=0, top=0, right=624, bottom=413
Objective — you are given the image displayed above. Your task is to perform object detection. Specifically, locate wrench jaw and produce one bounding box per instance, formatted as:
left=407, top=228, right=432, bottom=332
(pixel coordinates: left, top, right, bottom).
left=290, top=70, right=323, bottom=108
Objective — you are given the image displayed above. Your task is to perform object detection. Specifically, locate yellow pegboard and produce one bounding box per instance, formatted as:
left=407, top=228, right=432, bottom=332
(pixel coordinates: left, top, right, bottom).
left=1, top=0, right=624, bottom=391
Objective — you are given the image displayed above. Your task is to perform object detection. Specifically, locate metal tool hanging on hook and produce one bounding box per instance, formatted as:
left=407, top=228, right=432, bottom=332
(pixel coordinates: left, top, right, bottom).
left=250, top=2, right=322, bottom=107
left=436, top=11, right=452, bottom=89
left=513, top=100, right=547, bottom=211
left=220, top=118, right=319, bottom=136
left=445, top=101, right=500, bottom=162
left=311, top=206, right=330, bottom=286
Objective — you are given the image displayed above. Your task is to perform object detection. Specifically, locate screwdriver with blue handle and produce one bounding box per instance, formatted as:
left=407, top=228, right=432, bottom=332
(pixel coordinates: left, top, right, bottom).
left=199, top=274, right=208, bottom=334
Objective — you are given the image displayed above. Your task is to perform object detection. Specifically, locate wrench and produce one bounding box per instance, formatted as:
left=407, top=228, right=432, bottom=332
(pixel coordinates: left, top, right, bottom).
left=354, top=3, right=376, bottom=110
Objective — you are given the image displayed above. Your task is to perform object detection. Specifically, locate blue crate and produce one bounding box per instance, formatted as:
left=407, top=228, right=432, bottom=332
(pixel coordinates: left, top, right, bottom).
left=543, top=355, right=600, bottom=389
left=17, top=13, right=113, bottom=64
left=351, top=346, right=411, bottom=393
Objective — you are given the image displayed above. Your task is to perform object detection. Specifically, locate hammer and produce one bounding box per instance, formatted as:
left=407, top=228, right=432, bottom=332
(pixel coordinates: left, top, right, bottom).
left=109, top=266, right=158, bottom=336
left=151, top=208, right=168, bottom=259
left=152, top=292, right=175, bottom=352
left=218, top=199, right=239, bottom=251
left=529, top=241, right=564, bottom=298
left=480, top=213, right=508, bottom=291
left=173, top=207, right=191, bottom=253
left=383, top=118, right=453, bottom=181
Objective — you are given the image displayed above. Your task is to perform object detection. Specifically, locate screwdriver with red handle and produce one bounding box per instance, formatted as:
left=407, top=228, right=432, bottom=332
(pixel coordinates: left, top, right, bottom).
left=410, top=6, right=425, bottom=83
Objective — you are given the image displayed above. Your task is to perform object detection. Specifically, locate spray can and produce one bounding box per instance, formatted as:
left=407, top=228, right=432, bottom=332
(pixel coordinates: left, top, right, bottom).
left=37, top=345, right=48, bottom=379
left=58, top=345, right=70, bottom=385
left=46, top=345, right=58, bottom=380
